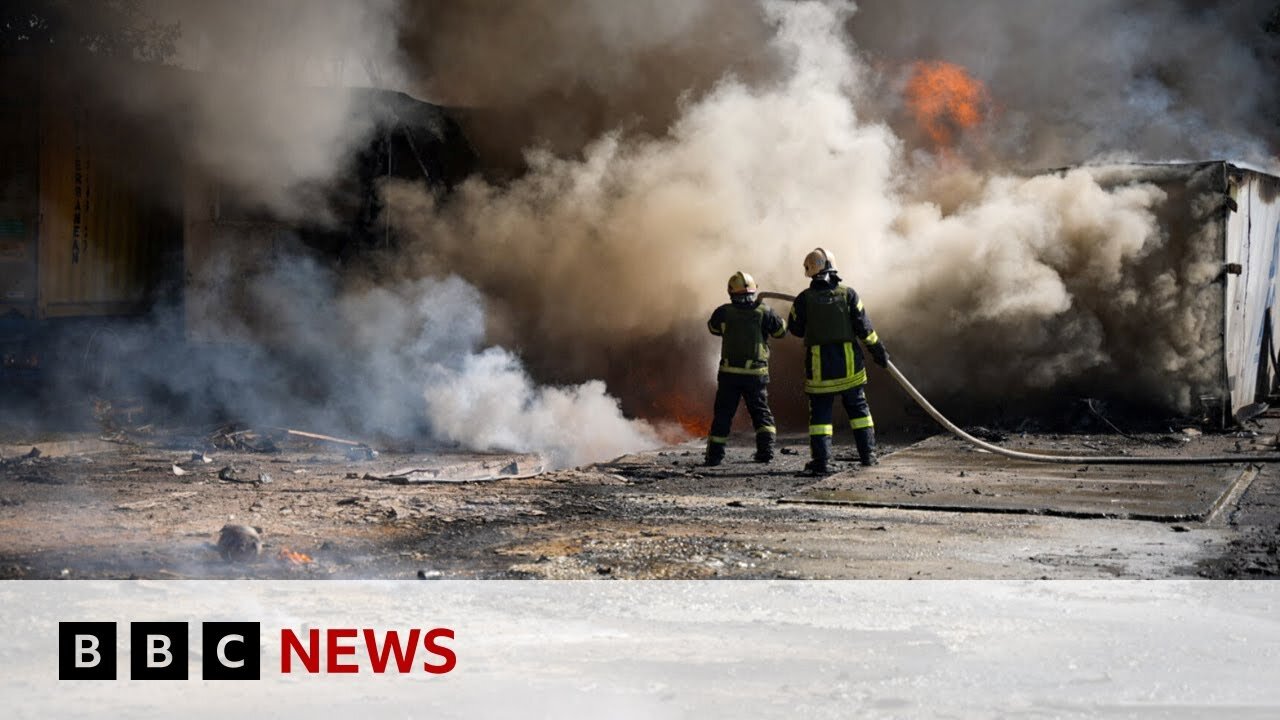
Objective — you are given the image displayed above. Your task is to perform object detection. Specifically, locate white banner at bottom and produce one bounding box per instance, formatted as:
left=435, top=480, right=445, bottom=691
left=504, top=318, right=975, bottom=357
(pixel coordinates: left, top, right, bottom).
left=2, top=580, right=1277, bottom=719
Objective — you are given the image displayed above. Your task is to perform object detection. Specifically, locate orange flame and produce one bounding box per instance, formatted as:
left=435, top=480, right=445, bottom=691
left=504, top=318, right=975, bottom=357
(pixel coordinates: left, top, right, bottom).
left=277, top=548, right=313, bottom=565
left=904, top=61, right=989, bottom=150
left=651, top=391, right=712, bottom=442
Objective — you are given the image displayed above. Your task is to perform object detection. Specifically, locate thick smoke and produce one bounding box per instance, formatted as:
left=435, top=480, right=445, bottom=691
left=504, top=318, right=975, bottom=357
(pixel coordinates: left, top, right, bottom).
left=848, top=0, right=1280, bottom=170
left=395, top=0, right=780, bottom=171
left=85, top=247, right=660, bottom=468
left=28, top=0, right=1279, bottom=464
left=129, top=0, right=407, bottom=218
left=382, top=0, right=1266, bottom=424
left=20, top=0, right=664, bottom=467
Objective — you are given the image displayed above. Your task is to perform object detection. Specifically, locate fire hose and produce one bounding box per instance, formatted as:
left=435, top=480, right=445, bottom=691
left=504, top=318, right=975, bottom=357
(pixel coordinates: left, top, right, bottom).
left=756, top=291, right=1280, bottom=465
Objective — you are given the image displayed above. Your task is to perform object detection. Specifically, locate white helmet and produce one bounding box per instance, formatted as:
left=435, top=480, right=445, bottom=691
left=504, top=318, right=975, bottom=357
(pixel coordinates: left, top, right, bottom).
left=727, top=271, right=758, bottom=297
left=803, top=247, right=837, bottom=278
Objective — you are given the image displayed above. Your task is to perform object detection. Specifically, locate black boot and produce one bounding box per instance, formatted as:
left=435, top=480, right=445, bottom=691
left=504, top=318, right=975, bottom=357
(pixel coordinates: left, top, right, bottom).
left=854, top=427, right=877, bottom=466
left=704, top=441, right=726, bottom=467
left=802, top=435, right=833, bottom=476
left=754, top=431, right=775, bottom=463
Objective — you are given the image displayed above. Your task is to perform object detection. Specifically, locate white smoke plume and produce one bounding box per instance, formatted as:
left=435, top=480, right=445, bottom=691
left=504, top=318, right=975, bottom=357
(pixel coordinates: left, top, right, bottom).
left=30, top=0, right=1277, bottom=462
left=383, top=0, right=1258, bottom=425
left=24, top=0, right=662, bottom=465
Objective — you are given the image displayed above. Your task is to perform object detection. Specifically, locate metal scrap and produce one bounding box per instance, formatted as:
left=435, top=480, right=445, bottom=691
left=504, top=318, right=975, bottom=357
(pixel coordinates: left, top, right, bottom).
left=366, top=457, right=545, bottom=484
left=284, top=429, right=377, bottom=459
left=210, top=427, right=278, bottom=453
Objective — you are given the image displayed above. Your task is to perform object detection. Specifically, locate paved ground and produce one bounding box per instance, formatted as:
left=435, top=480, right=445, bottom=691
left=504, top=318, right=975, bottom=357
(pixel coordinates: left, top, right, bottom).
left=2, top=421, right=1278, bottom=580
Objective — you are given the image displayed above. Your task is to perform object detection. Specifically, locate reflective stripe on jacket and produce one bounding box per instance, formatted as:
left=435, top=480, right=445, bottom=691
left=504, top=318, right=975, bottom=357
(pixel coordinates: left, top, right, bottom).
left=789, top=279, right=882, bottom=394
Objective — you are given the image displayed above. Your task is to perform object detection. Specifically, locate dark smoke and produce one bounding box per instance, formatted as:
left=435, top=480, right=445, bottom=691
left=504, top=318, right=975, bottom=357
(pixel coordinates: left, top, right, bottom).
left=847, top=0, right=1280, bottom=168
left=394, top=0, right=781, bottom=172
left=13, top=0, right=1280, bottom=466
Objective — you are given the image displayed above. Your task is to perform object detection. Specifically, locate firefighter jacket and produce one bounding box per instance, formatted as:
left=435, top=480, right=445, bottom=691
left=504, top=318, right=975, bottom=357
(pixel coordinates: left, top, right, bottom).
left=708, top=301, right=788, bottom=377
left=788, top=277, right=882, bottom=394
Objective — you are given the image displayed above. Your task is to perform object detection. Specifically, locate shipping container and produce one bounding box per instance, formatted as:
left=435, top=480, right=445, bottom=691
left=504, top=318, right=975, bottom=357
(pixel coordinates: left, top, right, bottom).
left=0, top=57, right=183, bottom=323
left=1076, top=161, right=1280, bottom=424
left=3, top=55, right=474, bottom=388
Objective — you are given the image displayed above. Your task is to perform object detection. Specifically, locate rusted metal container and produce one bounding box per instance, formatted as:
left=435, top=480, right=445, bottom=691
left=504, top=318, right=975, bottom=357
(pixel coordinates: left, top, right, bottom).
left=35, top=63, right=183, bottom=320
left=0, top=57, right=182, bottom=324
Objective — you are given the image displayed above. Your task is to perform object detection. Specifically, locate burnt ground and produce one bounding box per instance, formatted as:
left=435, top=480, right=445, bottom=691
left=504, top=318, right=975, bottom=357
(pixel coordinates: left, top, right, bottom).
left=0, top=421, right=1278, bottom=580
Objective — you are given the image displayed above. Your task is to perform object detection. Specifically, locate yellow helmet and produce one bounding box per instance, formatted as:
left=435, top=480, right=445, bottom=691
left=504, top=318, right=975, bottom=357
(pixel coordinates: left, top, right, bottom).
left=727, top=271, right=758, bottom=297
left=803, top=247, right=837, bottom=277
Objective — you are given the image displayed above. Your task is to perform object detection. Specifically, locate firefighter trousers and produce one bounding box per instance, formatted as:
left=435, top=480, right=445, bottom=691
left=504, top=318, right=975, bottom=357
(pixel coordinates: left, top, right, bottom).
left=807, top=385, right=875, bottom=465
left=807, top=385, right=872, bottom=434
left=708, top=373, right=777, bottom=445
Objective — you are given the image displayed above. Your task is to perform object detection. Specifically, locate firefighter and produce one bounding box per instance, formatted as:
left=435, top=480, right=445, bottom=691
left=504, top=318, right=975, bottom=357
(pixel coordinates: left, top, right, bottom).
left=705, top=271, right=788, bottom=466
left=788, top=248, right=889, bottom=475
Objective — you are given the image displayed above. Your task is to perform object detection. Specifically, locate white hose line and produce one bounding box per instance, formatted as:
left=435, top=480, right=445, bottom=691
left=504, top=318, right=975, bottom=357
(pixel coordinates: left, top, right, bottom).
left=758, top=290, right=1280, bottom=465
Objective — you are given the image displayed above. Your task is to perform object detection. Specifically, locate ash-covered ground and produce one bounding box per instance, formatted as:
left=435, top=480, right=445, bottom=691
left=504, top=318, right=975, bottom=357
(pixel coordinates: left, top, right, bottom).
left=2, top=419, right=1277, bottom=580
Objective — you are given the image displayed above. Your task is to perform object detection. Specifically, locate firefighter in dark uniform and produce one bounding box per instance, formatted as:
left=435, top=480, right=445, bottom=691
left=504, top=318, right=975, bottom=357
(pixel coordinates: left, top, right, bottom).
left=705, top=271, right=788, bottom=466
left=789, top=248, right=889, bottom=475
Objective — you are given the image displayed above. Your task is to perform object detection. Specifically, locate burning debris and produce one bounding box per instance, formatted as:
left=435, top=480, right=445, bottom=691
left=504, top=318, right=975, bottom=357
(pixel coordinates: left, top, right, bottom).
left=277, top=547, right=313, bottom=565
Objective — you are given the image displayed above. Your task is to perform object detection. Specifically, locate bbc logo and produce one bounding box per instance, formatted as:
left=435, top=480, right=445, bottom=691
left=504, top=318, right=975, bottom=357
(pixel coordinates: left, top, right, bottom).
left=58, top=622, right=261, bottom=681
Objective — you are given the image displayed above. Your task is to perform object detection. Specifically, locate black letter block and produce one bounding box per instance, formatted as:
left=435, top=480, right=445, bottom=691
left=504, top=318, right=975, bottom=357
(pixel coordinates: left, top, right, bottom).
left=59, top=622, right=117, bottom=680
left=130, top=622, right=188, bottom=680
left=202, top=622, right=261, bottom=680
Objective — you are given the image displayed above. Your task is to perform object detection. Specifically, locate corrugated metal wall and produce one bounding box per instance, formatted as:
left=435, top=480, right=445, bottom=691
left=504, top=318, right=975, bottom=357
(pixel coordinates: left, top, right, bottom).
left=36, top=64, right=182, bottom=319
left=1224, top=169, right=1280, bottom=412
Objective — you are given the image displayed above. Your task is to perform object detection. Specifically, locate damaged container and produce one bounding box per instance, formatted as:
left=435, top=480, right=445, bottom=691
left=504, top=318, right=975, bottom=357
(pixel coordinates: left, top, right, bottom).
left=1081, top=161, right=1280, bottom=425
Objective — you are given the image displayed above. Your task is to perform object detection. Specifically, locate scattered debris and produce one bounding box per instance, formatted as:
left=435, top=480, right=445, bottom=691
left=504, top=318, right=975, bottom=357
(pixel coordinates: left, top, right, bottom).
left=281, top=428, right=378, bottom=459
left=368, top=456, right=545, bottom=484
left=417, top=569, right=443, bottom=580
left=210, top=427, right=278, bottom=453
left=217, top=524, right=262, bottom=563
left=346, top=446, right=378, bottom=461
left=966, top=427, right=1008, bottom=442
left=114, top=492, right=198, bottom=512
left=171, top=464, right=187, bottom=476
left=91, top=397, right=148, bottom=432
left=1235, top=402, right=1270, bottom=425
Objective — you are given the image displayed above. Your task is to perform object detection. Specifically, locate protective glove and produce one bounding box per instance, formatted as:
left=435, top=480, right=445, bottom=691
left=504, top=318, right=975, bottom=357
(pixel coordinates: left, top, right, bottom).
left=868, top=341, right=889, bottom=368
